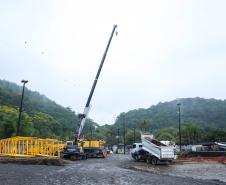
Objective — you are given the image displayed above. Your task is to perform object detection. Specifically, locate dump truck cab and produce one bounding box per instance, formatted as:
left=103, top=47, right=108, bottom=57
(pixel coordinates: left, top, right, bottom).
left=131, top=143, right=143, bottom=153
left=131, top=143, right=148, bottom=161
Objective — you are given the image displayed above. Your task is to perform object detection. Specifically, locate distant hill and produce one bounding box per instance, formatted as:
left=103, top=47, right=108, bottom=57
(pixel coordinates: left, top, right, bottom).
left=109, top=98, right=226, bottom=144
left=115, top=97, right=226, bottom=130
left=1, top=79, right=226, bottom=144
left=89, top=98, right=226, bottom=145
left=0, top=79, right=98, bottom=139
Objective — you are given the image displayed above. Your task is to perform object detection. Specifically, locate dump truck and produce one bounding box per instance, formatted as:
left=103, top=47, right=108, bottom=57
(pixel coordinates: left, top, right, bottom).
left=131, top=133, right=175, bottom=165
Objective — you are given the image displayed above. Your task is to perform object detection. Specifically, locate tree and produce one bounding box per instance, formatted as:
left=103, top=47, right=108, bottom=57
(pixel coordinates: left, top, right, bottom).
left=139, top=120, right=151, bottom=132
left=20, top=112, right=34, bottom=136
left=202, top=128, right=226, bottom=142
left=182, top=123, right=202, bottom=144
left=156, top=127, right=178, bottom=142
left=0, top=79, right=98, bottom=139
left=0, top=105, right=18, bottom=138
left=125, top=129, right=141, bottom=145
left=32, top=112, right=61, bottom=138
left=157, top=133, right=175, bottom=141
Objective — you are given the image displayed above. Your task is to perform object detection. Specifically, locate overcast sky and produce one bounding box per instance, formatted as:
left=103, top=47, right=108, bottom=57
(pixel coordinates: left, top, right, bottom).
left=1, top=0, right=226, bottom=125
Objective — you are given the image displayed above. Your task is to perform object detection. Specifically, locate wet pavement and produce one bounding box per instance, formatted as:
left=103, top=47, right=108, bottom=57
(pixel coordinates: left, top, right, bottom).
left=0, top=154, right=225, bottom=185
left=125, top=158, right=226, bottom=183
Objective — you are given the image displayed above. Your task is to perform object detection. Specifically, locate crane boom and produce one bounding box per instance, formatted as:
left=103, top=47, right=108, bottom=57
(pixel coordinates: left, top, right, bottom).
left=75, top=25, right=117, bottom=143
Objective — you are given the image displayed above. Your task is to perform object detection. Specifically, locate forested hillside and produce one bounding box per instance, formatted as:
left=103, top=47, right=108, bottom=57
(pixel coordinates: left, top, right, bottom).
left=1, top=79, right=226, bottom=145
left=0, top=79, right=98, bottom=140
left=112, top=98, right=226, bottom=145
left=115, top=98, right=226, bottom=130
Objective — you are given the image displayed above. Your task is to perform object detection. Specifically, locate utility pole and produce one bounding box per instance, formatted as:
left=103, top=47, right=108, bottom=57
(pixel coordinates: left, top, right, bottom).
left=177, top=103, right=182, bottom=152
left=133, top=127, right=135, bottom=143
left=117, top=128, right=120, bottom=146
left=123, top=115, right=126, bottom=154
left=16, top=80, right=28, bottom=136
left=90, top=125, right=93, bottom=140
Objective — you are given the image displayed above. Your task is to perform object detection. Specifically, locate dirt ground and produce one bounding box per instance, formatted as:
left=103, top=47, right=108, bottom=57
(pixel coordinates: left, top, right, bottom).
left=125, top=158, right=226, bottom=183
left=0, top=154, right=225, bottom=185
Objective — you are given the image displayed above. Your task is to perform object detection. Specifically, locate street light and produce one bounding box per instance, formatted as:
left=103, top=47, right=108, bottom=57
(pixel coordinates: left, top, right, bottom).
left=117, top=128, right=120, bottom=146
left=177, top=103, right=182, bottom=152
left=90, top=125, right=93, bottom=140
left=16, top=80, right=28, bottom=136
left=123, top=115, right=126, bottom=155
left=133, top=127, right=136, bottom=143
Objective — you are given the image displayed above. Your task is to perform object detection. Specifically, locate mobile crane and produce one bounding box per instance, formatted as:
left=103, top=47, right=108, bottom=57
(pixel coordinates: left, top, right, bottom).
left=61, top=25, right=117, bottom=160
left=75, top=24, right=117, bottom=144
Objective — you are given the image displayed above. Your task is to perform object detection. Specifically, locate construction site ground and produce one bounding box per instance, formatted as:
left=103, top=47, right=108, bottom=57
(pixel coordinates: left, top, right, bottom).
left=0, top=154, right=225, bottom=185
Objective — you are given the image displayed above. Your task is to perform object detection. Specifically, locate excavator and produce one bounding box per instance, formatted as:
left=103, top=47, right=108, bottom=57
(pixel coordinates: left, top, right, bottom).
left=61, top=25, right=118, bottom=160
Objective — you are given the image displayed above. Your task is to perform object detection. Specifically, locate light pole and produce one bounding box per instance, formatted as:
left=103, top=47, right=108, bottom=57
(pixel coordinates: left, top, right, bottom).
left=117, top=128, right=120, bottom=146
left=16, top=80, right=28, bottom=136
left=90, top=125, right=93, bottom=140
left=177, top=103, right=181, bottom=152
left=133, top=127, right=135, bottom=143
left=123, top=115, right=126, bottom=154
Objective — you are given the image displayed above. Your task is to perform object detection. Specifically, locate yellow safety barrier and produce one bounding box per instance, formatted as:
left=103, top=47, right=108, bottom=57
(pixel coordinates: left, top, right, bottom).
left=0, top=137, right=66, bottom=158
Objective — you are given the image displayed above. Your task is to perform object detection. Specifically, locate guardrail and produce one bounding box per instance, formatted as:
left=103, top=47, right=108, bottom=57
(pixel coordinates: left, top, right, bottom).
left=0, top=137, right=65, bottom=158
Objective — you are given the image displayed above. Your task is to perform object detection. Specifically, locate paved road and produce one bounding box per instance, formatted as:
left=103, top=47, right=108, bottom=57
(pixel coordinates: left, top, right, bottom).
left=0, top=155, right=224, bottom=185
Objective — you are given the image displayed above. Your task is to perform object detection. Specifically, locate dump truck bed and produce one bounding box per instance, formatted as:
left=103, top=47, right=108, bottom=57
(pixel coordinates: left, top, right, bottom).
left=141, top=134, right=175, bottom=160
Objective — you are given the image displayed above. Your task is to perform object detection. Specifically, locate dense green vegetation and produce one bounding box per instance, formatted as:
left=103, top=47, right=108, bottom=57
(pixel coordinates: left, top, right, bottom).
left=0, top=79, right=226, bottom=145
left=0, top=79, right=98, bottom=140
left=110, top=98, right=226, bottom=145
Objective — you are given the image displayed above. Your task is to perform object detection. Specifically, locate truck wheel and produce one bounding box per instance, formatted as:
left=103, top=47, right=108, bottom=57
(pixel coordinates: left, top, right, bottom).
left=146, top=157, right=151, bottom=164
left=134, top=155, right=139, bottom=161
left=151, top=157, right=158, bottom=165
left=70, top=155, right=77, bottom=161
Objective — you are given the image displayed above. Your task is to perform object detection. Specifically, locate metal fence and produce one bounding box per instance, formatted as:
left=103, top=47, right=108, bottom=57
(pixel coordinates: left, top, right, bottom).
left=0, top=136, right=65, bottom=158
